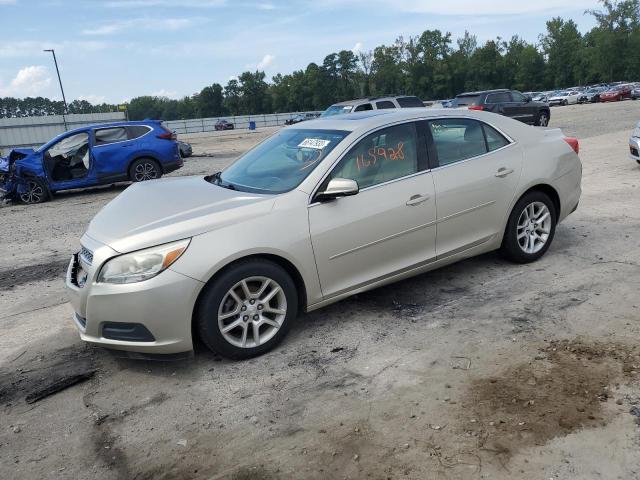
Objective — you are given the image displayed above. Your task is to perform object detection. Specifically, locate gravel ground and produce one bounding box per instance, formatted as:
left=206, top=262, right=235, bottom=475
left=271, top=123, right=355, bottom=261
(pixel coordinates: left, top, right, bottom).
left=1, top=101, right=640, bottom=480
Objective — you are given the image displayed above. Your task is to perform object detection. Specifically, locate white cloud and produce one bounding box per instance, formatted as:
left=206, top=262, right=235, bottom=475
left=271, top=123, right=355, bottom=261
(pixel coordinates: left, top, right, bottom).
left=319, top=0, right=600, bottom=16
left=105, top=0, right=225, bottom=7
left=256, top=54, right=275, bottom=70
left=83, top=17, right=195, bottom=35
left=351, top=41, right=363, bottom=53
left=151, top=89, right=179, bottom=98
left=77, top=94, right=107, bottom=104
left=0, top=40, right=108, bottom=58
left=256, top=2, right=276, bottom=9
left=0, top=66, right=52, bottom=97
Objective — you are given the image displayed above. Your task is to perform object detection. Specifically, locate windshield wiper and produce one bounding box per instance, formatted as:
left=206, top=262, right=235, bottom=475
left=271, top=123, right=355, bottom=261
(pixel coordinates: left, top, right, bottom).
left=205, top=171, right=236, bottom=190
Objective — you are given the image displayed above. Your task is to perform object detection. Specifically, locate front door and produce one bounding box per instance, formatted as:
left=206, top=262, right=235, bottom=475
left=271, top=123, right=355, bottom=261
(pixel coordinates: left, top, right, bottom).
left=309, top=121, right=437, bottom=299
left=91, top=126, right=132, bottom=182
left=45, top=131, right=95, bottom=191
left=427, top=117, right=523, bottom=257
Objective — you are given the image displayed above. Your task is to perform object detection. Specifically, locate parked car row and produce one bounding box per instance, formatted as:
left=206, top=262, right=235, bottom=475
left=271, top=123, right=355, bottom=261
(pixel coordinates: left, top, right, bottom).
left=524, top=82, right=640, bottom=106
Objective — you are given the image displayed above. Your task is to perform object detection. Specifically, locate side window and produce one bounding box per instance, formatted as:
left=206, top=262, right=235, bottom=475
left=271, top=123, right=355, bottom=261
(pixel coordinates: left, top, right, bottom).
left=511, top=91, right=526, bottom=102
left=354, top=103, right=373, bottom=112
left=396, top=96, right=424, bottom=108
left=329, top=123, right=419, bottom=189
left=429, top=118, right=487, bottom=166
left=486, top=92, right=510, bottom=104
left=376, top=100, right=396, bottom=109
left=127, top=125, right=151, bottom=140
left=483, top=124, right=510, bottom=152
left=95, top=127, right=127, bottom=145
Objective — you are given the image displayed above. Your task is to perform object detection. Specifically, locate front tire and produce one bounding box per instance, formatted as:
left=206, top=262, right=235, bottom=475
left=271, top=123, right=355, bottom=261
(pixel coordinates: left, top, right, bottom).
left=19, top=178, right=49, bottom=204
left=196, top=259, right=298, bottom=359
left=500, top=191, right=557, bottom=264
left=535, top=111, right=550, bottom=127
left=129, top=158, right=161, bottom=182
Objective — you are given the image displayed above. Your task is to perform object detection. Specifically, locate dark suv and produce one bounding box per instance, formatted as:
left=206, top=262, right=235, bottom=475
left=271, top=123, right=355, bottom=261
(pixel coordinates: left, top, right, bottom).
left=452, top=89, right=550, bottom=127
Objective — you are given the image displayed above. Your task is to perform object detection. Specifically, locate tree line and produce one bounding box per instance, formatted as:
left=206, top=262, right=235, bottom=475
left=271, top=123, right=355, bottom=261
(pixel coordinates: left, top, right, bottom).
left=1, top=0, right=638, bottom=121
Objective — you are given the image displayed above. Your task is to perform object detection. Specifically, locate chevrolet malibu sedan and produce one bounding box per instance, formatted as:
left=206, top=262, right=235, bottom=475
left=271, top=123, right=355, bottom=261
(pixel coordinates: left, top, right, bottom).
left=66, top=109, right=582, bottom=359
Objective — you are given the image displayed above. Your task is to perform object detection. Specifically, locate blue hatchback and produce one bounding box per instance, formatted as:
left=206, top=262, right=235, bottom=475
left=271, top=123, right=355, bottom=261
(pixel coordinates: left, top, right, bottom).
left=0, top=120, right=183, bottom=204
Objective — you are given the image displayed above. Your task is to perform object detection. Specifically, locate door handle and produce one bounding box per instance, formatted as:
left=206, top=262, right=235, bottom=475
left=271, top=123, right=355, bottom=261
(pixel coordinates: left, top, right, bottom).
left=406, top=194, right=430, bottom=206
left=495, top=168, right=514, bottom=178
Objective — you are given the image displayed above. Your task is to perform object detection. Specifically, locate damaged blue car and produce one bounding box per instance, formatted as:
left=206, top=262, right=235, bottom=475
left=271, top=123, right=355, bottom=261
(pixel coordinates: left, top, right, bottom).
left=0, top=120, right=183, bottom=204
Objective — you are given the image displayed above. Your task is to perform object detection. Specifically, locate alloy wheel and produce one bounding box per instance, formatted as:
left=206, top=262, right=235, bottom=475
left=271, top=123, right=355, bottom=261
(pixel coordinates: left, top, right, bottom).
left=517, top=201, right=552, bottom=254
left=539, top=113, right=549, bottom=127
left=20, top=180, right=44, bottom=204
left=134, top=162, right=158, bottom=181
left=217, top=276, right=287, bottom=348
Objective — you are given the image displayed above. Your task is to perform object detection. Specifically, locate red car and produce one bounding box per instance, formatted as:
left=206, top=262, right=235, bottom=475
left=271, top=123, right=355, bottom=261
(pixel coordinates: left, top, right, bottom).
left=600, top=84, right=633, bottom=102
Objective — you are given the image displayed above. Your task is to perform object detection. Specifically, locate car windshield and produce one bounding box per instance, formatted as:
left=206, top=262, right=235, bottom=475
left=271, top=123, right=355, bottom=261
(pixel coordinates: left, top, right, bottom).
left=212, top=128, right=350, bottom=194
left=321, top=105, right=353, bottom=117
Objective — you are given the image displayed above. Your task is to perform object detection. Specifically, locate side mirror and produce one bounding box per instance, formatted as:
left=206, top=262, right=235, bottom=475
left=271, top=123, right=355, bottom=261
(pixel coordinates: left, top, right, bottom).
left=315, top=178, right=359, bottom=202
left=525, top=96, right=532, bottom=103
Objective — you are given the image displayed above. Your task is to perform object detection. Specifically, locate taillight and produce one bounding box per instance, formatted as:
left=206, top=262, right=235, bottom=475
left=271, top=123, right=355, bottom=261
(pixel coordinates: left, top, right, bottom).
left=468, top=105, right=484, bottom=111
left=157, top=126, right=177, bottom=140
left=564, top=137, right=579, bottom=154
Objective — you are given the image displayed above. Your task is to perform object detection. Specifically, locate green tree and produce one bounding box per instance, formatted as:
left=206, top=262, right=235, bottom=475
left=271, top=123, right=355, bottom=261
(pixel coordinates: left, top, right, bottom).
left=197, top=83, right=225, bottom=117
left=541, top=18, right=585, bottom=87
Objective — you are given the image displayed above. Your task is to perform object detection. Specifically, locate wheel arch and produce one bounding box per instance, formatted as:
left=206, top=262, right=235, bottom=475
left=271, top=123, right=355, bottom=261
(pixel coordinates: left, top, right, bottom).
left=126, top=155, right=162, bottom=176
left=191, top=253, right=309, bottom=338
left=501, top=183, right=561, bottom=243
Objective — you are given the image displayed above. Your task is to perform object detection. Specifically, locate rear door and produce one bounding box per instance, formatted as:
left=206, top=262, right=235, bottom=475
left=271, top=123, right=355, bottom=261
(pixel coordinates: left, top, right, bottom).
left=309, top=121, right=436, bottom=298
left=91, top=126, right=131, bottom=182
left=427, top=117, right=523, bottom=257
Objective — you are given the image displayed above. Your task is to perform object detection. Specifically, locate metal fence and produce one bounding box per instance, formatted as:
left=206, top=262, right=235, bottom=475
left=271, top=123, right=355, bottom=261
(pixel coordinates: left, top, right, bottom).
left=0, top=112, right=127, bottom=155
left=164, top=111, right=322, bottom=135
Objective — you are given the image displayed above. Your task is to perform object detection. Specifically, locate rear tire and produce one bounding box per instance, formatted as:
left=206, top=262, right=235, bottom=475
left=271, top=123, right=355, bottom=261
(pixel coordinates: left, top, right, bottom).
left=500, top=191, right=557, bottom=264
left=129, top=158, right=161, bottom=182
left=196, top=259, right=298, bottom=360
left=19, top=178, right=49, bottom=204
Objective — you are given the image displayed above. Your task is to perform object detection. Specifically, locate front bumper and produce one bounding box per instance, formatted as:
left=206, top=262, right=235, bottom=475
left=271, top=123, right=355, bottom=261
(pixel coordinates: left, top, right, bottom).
left=630, top=137, right=640, bottom=161
left=65, top=234, right=204, bottom=354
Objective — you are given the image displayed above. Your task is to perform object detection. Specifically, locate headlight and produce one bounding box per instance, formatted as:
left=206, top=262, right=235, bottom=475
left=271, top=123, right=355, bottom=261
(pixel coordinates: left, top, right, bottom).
left=97, top=239, right=190, bottom=284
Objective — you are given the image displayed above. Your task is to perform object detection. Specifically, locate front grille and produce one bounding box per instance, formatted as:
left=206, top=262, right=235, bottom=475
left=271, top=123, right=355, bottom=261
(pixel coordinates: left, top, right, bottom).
left=80, top=246, right=93, bottom=265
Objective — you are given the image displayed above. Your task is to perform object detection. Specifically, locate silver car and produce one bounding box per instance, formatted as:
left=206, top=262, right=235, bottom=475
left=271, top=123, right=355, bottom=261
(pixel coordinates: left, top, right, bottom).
left=630, top=121, right=640, bottom=164
left=66, top=109, right=582, bottom=359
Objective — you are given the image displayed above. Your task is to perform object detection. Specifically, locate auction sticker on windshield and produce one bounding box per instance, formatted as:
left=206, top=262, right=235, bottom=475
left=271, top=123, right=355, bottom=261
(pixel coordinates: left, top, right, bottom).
left=298, top=138, right=331, bottom=149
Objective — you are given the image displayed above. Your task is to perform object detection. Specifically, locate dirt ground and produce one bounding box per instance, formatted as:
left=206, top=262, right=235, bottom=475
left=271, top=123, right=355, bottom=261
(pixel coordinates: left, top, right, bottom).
left=1, top=101, right=640, bottom=480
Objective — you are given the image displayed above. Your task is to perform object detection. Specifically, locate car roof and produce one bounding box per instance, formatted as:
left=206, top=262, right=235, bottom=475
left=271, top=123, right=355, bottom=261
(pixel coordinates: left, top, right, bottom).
left=331, top=95, right=418, bottom=106
left=287, top=108, right=500, bottom=135
left=64, top=120, right=159, bottom=135
left=456, top=89, right=509, bottom=96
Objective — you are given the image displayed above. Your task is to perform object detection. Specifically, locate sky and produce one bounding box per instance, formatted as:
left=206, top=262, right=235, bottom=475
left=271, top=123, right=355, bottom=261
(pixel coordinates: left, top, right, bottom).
left=0, top=0, right=602, bottom=104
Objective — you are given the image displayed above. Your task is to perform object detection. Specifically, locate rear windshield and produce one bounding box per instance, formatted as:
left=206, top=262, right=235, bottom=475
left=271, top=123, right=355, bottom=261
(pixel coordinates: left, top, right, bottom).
left=396, top=96, right=424, bottom=108
left=453, top=95, right=481, bottom=107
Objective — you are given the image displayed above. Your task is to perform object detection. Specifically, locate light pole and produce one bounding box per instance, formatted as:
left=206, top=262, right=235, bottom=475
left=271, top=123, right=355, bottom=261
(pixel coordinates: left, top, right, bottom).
left=43, top=49, right=69, bottom=130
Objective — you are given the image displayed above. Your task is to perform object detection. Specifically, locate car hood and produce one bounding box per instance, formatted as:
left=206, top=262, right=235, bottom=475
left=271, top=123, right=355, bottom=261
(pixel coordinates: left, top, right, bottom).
left=86, top=176, right=276, bottom=253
